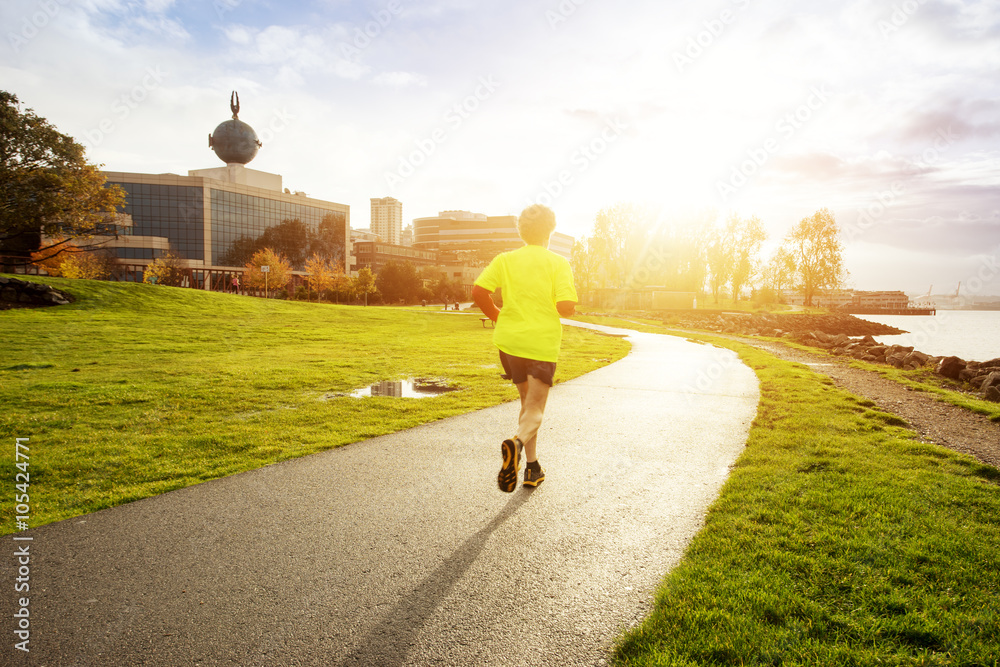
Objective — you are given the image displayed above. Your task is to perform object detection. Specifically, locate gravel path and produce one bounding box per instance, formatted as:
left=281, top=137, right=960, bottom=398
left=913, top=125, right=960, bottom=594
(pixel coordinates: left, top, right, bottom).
left=727, top=335, right=1000, bottom=469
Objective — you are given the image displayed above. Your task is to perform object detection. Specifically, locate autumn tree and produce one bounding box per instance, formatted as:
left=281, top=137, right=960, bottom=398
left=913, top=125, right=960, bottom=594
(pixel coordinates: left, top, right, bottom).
left=142, top=252, right=186, bottom=286
left=786, top=208, right=846, bottom=306
left=705, top=221, right=733, bottom=304
left=726, top=214, right=767, bottom=302
left=244, top=247, right=292, bottom=297
left=1, top=91, right=125, bottom=259
left=352, top=266, right=377, bottom=306
left=304, top=253, right=335, bottom=302
left=31, top=237, right=117, bottom=279
left=761, top=247, right=796, bottom=293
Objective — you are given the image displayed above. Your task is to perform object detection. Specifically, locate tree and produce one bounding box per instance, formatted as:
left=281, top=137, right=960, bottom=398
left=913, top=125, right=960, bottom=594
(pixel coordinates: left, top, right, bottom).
left=1, top=91, right=125, bottom=258
left=591, top=203, right=652, bottom=288
left=727, top=214, right=767, bottom=302
left=258, top=218, right=310, bottom=270
left=570, top=238, right=602, bottom=294
left=761, top=246, right=796, bottom=293
left=304, top=253, right=335, bottom=302
left=705, top=220, right=733, bottom=304
left=375, top=261, right=422, bottom=304
left=309, top=213, right=346, bottom=265
left=244, top=247, right=291, bottom=297
left=352, top=266, right=377, bottom=306
left=31, top=237, right=117, bottom=279
left=786, top=208, right=846, bottom=307
left=142, top=252, right=186, bottom=286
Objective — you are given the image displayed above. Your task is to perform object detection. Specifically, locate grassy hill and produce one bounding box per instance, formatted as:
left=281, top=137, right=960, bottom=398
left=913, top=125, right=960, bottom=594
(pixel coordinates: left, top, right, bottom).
left=0, top=276, right=629, bottom=532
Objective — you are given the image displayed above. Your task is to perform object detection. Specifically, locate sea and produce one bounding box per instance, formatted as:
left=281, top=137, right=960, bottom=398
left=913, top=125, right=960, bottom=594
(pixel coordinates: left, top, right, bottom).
left=860, top=310, right=1000, bottom=362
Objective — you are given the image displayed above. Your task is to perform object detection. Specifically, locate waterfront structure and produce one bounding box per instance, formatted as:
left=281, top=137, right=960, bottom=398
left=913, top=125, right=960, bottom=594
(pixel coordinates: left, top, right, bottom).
left=370, top=197, right=402, bottom=245
left=93, top=93, right=351, bottom=288
left=412, top=210, right=574, bottom=261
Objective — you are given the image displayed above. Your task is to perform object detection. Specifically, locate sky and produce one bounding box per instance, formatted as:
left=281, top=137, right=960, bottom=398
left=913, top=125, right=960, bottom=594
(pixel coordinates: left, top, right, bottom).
left=3, top=0, right=1000, bottom=297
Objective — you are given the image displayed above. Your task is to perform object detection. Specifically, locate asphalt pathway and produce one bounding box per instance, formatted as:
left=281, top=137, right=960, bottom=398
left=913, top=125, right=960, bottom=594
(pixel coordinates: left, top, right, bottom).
left=9, top=322, right=758, bottom=666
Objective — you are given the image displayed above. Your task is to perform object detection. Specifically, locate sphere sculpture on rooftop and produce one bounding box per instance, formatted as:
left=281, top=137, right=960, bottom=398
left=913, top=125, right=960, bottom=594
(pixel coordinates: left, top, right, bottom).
left=208, top=91, right=261, bottom=165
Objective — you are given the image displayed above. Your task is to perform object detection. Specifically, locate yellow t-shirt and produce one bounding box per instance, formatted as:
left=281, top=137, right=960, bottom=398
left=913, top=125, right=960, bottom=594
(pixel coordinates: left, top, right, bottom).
left=474, top=245, right=578, bottom=362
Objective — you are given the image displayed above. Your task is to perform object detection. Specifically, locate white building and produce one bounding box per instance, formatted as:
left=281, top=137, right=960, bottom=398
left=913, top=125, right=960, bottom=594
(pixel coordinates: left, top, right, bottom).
left=370, top=196, right=402, bottom=246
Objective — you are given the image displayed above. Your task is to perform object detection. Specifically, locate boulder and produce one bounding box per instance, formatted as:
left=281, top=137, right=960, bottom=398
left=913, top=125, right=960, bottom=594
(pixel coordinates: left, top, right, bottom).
left=903, top=351, right=930, bottom=367
left=959, top=367, right=982, bottom=382
left=982, top=371, right=1000, bottom=390
left=936, top=356, right=966, bottom=380
left=887, top=353, right=908, bottom=368
left=979, top=357, right=1000, bottom=370
left=984, top=386, right=1000, bottom=403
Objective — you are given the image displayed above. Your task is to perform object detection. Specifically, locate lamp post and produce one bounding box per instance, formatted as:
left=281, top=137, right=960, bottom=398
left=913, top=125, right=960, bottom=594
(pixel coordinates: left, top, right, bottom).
left=262, top=265, right=270, bottom=298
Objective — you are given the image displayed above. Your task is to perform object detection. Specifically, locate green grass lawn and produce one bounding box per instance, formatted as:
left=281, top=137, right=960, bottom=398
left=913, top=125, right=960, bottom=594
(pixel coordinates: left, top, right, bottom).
left=0, top=276, right=629, bottom=533
left=610, top=333, right=1000, bottom=665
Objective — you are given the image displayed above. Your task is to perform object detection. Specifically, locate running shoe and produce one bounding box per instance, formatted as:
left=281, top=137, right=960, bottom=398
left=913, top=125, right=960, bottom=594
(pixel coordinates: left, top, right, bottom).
left=497, top=437, right=522, bottom=493
left=523, top=465, right=545, bottom=488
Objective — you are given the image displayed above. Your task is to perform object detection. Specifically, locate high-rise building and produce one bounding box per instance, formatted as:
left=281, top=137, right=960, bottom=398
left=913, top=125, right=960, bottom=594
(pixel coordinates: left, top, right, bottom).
left=370, top=196, right=402, bottom=245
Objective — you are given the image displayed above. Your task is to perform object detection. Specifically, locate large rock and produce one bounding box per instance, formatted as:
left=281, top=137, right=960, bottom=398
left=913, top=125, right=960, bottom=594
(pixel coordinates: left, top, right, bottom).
left=984, top=386, right=1000, bottom=403
left=982, top=371, right=1000, bottom=390
left=903, top=351, right=930, bottom=368
left=936, top=356, right=966, bottom=380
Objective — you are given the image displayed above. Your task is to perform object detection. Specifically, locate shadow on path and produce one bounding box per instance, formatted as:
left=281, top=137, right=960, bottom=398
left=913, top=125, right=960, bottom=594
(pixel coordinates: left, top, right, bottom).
left=341, top=489, right=534, bottom=666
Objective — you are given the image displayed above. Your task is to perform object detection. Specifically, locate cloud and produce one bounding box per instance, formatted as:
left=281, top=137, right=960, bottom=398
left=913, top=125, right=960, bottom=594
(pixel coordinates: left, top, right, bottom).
left=372, top=71, right=428, bottom=87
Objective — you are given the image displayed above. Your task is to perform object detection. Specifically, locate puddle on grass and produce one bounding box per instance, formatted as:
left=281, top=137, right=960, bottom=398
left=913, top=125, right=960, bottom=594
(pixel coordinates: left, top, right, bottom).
left=321, top=378, right=462, bottom=400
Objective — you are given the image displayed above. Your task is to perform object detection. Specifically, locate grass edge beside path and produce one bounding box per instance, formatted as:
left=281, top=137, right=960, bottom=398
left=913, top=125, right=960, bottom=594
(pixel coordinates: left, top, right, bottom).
left=610, top=332, right=1000, bottom=666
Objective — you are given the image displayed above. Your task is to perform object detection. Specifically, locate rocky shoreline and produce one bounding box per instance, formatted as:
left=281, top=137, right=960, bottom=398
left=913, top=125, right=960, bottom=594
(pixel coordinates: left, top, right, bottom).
left=646, top=310, right=999, bottom=403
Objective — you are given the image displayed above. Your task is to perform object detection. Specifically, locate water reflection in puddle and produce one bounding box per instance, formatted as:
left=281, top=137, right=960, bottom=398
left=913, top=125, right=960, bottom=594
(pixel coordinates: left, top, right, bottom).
left=349, top=378, right=460, bottom=398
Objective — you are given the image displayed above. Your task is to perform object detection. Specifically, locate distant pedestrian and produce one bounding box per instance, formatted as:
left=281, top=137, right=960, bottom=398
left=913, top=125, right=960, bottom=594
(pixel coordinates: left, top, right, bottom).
left=472, top=204, right=578, bottom=492
left=232, top=276, right=240, bottom=294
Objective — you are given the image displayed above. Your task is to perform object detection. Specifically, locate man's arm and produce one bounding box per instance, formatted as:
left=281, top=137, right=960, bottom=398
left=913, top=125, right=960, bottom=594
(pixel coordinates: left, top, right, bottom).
left=472, top=285, right=501, bottom=322
left=556, top=300, right=576, bottom=317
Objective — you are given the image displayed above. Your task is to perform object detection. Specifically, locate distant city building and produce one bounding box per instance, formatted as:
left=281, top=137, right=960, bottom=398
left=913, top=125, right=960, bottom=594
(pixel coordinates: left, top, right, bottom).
left=352, top=241, right=438, bottom=274
left=401, top=224, right=414, bottom=247
left=782, top=289, right=910, bottom=310
left=412, top=210, right=574, bottom=261
left=91, top=93, right=351, bottom=287
left=351, top=228, right=379, bottom=243
left=370, top=196, right=402, bottom=245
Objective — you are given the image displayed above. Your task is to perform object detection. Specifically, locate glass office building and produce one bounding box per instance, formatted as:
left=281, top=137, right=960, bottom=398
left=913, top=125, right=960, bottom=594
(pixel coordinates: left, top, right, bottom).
left=102, top=170, right=350, bottom=287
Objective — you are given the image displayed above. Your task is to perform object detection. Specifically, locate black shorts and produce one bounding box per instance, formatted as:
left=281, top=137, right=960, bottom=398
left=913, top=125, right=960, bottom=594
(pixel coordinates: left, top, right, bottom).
left=499, top=350, right=556, bottom=386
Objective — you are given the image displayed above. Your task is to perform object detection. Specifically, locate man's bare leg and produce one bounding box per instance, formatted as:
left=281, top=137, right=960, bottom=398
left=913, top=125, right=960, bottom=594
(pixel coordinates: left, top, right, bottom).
left=515, top=375, right=550, bottom=463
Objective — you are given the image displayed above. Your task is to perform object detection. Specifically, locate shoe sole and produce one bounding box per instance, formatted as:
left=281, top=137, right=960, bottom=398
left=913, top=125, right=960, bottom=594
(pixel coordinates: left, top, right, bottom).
left=497, top=438, right=520, bottom=493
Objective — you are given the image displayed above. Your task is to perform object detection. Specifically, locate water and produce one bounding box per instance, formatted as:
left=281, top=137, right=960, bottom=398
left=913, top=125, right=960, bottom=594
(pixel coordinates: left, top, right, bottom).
left=349, top=378, right=459, bottom=398
left=861, top=310, right=1000, bottom=362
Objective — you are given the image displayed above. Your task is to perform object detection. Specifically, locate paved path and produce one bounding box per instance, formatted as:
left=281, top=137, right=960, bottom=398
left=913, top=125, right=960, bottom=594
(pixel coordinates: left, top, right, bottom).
left=10, top=324, right=758, bottom=666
